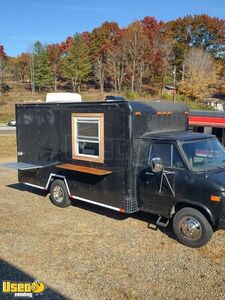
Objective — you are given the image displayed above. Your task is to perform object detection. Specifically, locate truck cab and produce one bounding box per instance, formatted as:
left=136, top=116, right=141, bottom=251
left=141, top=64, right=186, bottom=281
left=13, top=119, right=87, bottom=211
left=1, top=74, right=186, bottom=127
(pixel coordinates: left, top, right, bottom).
left=138, top=131, right=225, bottom=247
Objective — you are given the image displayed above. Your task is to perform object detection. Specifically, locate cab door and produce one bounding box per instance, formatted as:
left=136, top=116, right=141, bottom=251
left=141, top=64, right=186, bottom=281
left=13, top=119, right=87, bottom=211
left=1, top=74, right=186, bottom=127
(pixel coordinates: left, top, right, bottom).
left=138, top=141, right=187, bottom=217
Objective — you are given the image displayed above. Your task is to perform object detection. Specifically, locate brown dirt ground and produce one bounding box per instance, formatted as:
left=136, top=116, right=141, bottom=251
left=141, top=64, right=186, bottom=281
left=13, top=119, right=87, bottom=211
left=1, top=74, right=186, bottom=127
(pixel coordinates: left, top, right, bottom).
left=0, top=135, right=225, bottom=299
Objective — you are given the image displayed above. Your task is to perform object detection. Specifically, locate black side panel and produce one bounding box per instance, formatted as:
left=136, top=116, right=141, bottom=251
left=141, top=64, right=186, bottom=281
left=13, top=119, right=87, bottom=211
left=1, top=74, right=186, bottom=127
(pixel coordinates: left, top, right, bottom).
left=17, top=107, right=62, bottom=165
left=16, top=103, right=131, bottom=210
left=66, top=170, right=127, bottom=208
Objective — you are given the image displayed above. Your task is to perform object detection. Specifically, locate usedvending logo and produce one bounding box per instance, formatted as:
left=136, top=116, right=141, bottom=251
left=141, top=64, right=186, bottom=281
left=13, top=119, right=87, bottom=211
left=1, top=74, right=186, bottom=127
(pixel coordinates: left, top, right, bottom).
left=2, top=280, right=45, bottom=298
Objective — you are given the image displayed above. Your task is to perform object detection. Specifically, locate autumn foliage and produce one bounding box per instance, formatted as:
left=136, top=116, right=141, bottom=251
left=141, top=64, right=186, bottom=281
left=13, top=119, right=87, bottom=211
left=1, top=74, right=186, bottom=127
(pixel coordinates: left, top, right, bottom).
left=1, top=14, right=225, bottom=101
left=0, top=45, right=8, bottom=95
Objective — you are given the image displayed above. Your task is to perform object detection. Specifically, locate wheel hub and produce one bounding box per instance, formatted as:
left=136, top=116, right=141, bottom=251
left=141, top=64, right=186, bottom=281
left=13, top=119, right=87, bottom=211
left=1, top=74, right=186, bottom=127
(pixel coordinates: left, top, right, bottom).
left=53, top=185, right=64, bottom=202
left=179, top=217, right=202, bottom=241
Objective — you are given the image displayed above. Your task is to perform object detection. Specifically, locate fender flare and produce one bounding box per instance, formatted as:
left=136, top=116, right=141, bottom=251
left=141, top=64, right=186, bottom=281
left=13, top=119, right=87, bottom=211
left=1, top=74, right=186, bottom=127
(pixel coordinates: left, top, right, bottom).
left=173, top=199, right=215, bottom=225
left=46, top=173, right=72, bottom=196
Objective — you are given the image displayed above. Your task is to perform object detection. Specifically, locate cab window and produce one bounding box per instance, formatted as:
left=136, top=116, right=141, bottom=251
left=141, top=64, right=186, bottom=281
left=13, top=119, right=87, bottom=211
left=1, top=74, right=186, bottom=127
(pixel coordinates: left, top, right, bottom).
left=148, top=143, right=184, bottom=168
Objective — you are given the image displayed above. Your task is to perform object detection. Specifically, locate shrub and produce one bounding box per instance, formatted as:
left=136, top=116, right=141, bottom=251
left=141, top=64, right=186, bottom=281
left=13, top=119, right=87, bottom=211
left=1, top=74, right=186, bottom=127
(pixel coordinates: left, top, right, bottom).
left=123, top=89, right=139, bottom=100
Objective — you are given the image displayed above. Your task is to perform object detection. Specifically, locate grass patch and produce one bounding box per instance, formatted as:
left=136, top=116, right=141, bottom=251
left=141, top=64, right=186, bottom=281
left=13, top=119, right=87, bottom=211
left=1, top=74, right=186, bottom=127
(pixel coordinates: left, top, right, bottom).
left=81, top=90, right=105, bottom=101
left=0, top=104, right=15, bottom=123
left=160, top=93, right=214, bottom=110
left=0, top=92, right=46, bottom=123
left=0, top=90, right=105, bottom=122
left=0, top=135, right=16, bottom=160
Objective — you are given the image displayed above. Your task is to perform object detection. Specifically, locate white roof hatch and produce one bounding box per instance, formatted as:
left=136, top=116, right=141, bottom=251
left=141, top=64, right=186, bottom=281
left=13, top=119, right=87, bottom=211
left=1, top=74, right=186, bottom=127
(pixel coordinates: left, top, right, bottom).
left=46, top=93, right=82, bottom=103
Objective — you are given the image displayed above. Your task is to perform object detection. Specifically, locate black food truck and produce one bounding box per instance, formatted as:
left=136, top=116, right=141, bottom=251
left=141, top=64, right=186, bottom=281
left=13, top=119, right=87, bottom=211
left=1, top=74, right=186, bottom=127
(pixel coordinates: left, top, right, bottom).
left=2, top=99, right=225, bottom=248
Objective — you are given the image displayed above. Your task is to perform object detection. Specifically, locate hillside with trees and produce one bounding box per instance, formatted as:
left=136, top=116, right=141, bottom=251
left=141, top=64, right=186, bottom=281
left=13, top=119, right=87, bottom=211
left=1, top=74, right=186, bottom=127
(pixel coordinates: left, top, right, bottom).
left=0, top=14, right=225, bottom=113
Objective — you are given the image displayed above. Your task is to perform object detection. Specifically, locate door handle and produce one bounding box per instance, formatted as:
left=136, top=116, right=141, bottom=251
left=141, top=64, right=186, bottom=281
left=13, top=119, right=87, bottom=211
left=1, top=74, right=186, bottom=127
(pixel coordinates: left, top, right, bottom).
left=145, top=172, right=154, bottom=176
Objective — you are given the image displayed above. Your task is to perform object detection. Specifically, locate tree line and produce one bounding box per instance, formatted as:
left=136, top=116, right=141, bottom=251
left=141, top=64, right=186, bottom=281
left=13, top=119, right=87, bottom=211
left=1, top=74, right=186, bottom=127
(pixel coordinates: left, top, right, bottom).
left=0, top=14, right=225, bottom=101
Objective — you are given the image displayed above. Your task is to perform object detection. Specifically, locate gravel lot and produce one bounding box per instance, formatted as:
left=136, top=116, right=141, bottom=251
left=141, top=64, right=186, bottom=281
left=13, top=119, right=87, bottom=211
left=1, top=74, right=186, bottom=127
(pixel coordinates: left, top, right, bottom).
left=0, top=137, right=225, bottom=299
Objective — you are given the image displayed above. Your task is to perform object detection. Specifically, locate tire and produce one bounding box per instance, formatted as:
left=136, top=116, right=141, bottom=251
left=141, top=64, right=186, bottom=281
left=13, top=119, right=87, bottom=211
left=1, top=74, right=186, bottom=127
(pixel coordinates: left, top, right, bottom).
left=50, top=179, right=71, bottom=208
left=173, top=207, right=213, bottom=248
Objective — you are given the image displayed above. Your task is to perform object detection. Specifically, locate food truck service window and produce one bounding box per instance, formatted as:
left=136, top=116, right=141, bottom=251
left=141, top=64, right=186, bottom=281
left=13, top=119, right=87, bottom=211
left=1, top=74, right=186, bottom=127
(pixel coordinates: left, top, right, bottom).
left=72, top=113, right=104, bottom=163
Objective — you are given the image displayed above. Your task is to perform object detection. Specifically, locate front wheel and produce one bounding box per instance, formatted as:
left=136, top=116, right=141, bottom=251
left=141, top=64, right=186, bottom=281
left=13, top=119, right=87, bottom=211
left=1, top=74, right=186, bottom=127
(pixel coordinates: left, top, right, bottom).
left=173, top=208, right=213, bottom=248
left=50, top=179, right=71, bottom=208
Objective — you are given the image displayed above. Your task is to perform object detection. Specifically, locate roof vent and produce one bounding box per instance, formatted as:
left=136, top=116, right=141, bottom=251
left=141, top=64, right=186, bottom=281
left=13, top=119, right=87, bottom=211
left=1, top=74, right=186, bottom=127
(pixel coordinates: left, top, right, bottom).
left=46, top=93, right=82, bottom=103
left=105, top=95, right=125, bottom=102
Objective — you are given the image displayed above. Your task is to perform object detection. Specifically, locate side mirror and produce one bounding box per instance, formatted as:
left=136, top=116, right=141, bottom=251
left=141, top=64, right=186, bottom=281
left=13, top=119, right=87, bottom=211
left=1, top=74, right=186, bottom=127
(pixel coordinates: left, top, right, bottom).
left=151, top=157, right=163, bottom=173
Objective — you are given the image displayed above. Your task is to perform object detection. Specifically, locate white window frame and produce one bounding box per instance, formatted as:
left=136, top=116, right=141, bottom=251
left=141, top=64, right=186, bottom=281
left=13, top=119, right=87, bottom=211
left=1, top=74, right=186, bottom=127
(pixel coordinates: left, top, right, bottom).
left=71, top=113, right=104, bottom=163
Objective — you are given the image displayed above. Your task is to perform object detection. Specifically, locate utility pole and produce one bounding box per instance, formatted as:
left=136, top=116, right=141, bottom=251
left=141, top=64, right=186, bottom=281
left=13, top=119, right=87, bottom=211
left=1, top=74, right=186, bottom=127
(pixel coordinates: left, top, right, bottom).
left=173, top=65, right=176, bottom=102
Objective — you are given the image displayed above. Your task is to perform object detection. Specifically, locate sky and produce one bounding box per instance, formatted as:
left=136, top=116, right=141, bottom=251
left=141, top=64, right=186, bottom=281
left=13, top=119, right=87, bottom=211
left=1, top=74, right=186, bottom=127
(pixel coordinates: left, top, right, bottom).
left=0, top=0, right=225, bottom=57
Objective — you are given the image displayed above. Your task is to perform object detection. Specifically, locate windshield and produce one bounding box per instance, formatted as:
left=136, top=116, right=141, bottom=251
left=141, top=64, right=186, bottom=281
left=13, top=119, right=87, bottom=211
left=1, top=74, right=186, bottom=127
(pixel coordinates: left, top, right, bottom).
left=182, top=138, right=225, bottom=171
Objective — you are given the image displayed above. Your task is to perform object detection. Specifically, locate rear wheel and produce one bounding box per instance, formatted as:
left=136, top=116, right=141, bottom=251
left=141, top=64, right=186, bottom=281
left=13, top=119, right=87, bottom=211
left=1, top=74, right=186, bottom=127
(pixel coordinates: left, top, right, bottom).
left=173, top=207, right=213, bottom=248
left=50, top=179, right=71, bottom=208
